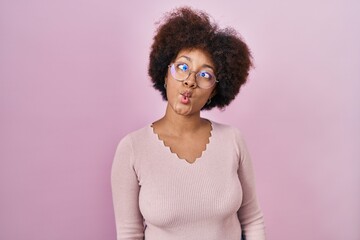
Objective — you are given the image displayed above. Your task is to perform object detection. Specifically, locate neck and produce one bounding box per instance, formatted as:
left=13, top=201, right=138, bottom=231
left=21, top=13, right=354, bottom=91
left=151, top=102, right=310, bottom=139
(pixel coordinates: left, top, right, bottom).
left=160, top=104, right=205, bottom=135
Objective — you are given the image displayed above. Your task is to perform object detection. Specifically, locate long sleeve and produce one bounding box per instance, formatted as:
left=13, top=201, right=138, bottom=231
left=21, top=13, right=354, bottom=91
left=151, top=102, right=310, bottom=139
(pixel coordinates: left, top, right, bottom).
left=111, top=136, right=144, bottom=240
left=236, top=131, right=266, bottom=240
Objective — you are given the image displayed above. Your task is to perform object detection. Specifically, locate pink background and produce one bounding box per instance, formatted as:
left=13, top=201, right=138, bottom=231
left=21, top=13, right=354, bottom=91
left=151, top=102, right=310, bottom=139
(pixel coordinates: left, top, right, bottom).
left=1, top=1, right=359, bottom=239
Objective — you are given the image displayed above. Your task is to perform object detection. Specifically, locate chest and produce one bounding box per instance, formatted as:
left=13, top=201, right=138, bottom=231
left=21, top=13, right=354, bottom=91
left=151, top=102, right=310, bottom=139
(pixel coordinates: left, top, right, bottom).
left=137, top=152, right=242, bottom=228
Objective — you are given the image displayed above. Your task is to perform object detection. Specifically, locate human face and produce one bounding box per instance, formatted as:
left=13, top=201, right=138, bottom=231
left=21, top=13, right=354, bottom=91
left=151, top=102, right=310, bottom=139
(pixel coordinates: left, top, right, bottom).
left=165, top=48, right=216, bottom=116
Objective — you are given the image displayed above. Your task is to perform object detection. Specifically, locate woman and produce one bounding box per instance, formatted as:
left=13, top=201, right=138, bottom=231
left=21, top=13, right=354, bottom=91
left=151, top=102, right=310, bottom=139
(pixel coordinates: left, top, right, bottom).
left=111, top=7, right=266, bottom=240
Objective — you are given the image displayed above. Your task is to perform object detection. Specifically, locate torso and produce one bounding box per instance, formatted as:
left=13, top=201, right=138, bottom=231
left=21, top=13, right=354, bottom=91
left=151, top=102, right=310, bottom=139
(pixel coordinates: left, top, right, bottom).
left=125, top=122, right=245, bottom=240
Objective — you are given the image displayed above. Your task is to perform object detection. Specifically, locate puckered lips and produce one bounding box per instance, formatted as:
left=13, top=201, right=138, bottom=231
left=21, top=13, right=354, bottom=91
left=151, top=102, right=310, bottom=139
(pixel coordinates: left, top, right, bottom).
left=179, top=91, right=192, bottom=104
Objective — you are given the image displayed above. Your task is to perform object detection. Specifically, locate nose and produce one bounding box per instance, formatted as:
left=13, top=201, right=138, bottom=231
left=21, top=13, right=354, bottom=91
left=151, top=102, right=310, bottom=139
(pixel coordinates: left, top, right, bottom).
left=183, top=72, right=197, bottom=89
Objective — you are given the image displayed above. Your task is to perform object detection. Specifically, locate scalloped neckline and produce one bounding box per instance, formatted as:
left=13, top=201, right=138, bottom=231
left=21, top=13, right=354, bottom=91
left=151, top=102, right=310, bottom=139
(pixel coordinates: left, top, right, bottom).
left=150, top=121, right=213, bottom=164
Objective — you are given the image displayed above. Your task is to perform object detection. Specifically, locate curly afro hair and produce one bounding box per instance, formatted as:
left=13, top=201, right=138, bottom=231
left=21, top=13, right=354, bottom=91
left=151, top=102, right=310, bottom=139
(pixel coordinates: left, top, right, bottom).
left=148, top=7, right=253, bottom=110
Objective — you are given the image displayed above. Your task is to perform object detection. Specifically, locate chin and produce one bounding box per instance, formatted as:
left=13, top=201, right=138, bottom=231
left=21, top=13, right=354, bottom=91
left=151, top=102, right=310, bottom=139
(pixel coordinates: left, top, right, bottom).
left=173, top=103, right=194, bottom=116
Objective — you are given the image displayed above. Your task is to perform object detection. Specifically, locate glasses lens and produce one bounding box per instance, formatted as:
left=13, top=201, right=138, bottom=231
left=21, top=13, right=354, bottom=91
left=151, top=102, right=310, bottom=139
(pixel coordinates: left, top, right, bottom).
left=196, top=71, right=216, bottom=89
left=171, top=62, right=189, bottom=80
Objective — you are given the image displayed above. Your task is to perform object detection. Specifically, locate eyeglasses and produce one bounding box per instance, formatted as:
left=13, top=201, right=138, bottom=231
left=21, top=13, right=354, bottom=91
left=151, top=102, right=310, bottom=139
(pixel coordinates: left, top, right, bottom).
left=168, top=62, right=218, bottom=89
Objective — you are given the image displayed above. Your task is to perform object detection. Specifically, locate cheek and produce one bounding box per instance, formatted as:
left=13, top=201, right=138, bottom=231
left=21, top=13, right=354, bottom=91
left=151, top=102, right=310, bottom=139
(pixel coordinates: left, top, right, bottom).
left=195, top=92, right=213, bottom=107
left=165, top=81, right=180, bottom=99
left=202, top=88, right=215, bottom=100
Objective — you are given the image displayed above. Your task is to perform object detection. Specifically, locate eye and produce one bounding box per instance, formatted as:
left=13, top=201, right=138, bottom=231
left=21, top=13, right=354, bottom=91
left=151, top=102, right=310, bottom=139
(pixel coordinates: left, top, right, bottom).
left=176, top=63, right=189, bottom=72
left=198, top=71, right=213, bottom=79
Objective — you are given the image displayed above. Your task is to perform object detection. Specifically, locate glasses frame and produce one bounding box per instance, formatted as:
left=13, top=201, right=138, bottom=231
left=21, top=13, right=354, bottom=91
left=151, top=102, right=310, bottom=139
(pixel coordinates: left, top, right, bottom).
left=168, top=63, right=219, bottom=89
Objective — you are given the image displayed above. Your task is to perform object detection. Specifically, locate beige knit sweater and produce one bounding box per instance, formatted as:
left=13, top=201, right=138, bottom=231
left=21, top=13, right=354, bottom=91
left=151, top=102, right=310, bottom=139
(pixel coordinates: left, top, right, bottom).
left=111, top=121, right=265, bottom=240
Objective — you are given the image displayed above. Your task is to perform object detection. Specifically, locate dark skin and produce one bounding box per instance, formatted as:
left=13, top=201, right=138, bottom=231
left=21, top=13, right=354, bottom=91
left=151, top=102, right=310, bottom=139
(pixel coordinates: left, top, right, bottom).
left=152, top=48, right=216, bottom=163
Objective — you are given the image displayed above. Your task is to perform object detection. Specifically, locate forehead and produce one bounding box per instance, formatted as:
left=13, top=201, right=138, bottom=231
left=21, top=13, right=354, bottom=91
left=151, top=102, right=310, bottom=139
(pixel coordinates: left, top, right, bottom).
left=175, top=48, right=214, bottom=68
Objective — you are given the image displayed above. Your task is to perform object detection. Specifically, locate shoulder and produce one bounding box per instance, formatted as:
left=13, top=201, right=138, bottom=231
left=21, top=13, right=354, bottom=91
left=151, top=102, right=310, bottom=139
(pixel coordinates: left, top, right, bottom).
left=113, top=124, right=154, bottom=165
left=211, top=120, right=244, bottom=140
left=120, top=125, right=151, bottom=144
left=210, top=120, right=248, bottom=157
left=115, top=124, right=156, bottom=155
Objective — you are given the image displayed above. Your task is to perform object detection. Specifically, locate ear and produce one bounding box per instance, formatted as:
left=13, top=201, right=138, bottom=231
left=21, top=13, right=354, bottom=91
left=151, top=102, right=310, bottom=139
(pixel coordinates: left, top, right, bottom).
left=163, top=76, right=168, bottom=90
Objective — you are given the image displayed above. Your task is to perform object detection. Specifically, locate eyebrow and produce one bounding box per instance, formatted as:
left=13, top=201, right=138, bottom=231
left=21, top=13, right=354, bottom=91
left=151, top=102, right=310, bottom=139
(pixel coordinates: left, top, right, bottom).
left=178, top=55, right=215, bottom=71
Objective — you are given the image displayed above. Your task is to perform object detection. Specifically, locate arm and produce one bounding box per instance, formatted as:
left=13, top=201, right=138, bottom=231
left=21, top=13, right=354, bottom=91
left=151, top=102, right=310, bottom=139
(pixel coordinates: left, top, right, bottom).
left=111, top=136, right=145, bottom=240
left=236, top=132, right=266, bottom=240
